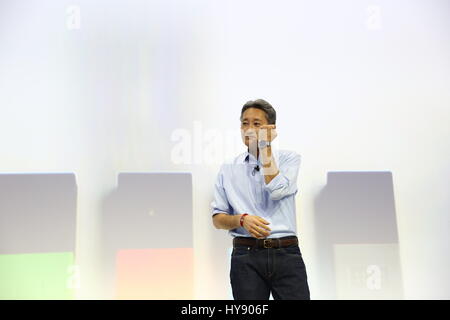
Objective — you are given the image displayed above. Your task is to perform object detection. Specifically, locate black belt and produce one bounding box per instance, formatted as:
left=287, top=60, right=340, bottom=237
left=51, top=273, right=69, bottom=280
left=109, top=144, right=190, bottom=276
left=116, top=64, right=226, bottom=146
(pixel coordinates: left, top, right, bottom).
left=233, top=236, right=298, bottom=249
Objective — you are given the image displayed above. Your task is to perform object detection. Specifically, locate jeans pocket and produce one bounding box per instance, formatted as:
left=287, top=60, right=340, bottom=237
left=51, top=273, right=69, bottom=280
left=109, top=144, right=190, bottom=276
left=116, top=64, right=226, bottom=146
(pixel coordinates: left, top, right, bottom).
left=232, top=247, right=251, bottom=258
left=282, top=245, right=301, bottom=256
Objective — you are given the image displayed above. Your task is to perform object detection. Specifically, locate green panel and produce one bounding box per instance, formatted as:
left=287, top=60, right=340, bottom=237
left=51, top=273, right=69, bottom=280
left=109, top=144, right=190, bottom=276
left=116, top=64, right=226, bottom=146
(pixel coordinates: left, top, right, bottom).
left=0, top=252, right=74, bottom=300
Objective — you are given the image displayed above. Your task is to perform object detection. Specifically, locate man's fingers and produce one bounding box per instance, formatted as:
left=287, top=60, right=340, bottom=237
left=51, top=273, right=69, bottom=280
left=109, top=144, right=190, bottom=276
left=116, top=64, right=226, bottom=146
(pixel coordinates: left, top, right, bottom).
left=251, top=230, right=263, bottom=238
left=256, top=222, right=271, bottom=231
left=256, top=217, right=270, bottom=225
left=250, top=226, right=270, bottom=237
left=249, top=228, right=261, bottom=238
left=243, top=215, right=271, bottom=237
left=260, top=125, right=276, bottom=129
left=252, top=231, right=267, bottom=239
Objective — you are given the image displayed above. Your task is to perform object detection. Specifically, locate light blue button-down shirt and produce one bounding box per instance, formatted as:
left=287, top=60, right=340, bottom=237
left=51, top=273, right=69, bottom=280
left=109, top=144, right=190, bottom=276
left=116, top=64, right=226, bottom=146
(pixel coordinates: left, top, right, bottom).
left=211, top=149, right=301, bottom=238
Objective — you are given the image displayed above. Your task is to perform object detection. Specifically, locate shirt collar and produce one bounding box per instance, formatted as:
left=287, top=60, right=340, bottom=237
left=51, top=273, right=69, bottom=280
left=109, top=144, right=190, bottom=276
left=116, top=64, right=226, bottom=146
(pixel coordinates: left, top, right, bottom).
left=244, top=152, right=258, bottom=165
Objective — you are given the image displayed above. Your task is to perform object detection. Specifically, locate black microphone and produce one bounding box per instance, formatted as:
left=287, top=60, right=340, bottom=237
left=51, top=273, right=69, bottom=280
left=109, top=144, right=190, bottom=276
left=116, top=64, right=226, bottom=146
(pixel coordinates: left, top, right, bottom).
left=252, top=165, right=260, bottom=176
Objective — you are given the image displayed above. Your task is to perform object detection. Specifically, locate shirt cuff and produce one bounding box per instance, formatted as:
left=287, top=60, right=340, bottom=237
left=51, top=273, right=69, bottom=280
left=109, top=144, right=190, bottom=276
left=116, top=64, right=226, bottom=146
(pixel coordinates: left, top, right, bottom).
left=212, top=209, right=231, bottom=216
left=264, top=172, right=287, bottom=193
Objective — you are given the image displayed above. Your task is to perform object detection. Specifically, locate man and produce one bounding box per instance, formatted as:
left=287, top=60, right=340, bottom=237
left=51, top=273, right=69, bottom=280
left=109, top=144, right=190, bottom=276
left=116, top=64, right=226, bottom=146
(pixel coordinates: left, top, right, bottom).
left=211, top=99, right=310, bottom=300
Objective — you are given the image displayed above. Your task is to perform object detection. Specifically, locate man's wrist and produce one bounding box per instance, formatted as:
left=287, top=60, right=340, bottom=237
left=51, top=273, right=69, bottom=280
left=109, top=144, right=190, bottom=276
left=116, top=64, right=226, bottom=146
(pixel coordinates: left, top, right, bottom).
left=261, top=146, right=273, bottom=167
left=240, top=213, right=248, bottom=227
left=235, top=214, right=243, bottom=229
left=258, top=140, right=271, bottom=149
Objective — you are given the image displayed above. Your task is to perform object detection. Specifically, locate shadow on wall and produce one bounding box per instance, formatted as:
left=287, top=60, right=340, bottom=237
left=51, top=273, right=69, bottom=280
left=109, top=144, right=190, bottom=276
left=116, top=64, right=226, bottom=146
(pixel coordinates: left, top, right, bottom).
left=0, top=173, right=77, bottom=299
left=314, top=171, right=403, bottom=299
left=100, top=172, right=193, bottom=300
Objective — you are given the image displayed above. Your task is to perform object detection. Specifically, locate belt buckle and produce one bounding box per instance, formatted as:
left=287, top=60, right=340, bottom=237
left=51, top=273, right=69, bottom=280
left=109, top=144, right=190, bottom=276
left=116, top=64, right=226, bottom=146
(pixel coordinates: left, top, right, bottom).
left=263, top=239, right=273, bottom=249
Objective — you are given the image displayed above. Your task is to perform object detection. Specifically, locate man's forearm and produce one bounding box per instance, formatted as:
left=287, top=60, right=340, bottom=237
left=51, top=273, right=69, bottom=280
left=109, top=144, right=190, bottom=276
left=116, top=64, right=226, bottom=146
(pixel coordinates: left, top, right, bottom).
left=261, top=146, right=279, bottom=184
left=213, top=213, right=241, bottom=230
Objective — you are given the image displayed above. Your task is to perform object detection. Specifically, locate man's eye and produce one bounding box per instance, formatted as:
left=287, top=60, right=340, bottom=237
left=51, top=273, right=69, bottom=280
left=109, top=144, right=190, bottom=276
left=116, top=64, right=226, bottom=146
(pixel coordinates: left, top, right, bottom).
left=254, top=123, right=261, bottom=127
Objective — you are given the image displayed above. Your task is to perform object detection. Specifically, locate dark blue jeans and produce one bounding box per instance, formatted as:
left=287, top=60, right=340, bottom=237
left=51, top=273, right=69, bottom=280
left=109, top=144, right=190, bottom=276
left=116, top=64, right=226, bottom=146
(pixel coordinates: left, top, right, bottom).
left=230, top=237, right=310, bottom=300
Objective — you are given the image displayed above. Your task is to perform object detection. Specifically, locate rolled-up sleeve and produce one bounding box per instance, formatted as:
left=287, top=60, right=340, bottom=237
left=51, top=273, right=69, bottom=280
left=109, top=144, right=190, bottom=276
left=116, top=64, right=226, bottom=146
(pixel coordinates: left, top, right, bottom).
left=263, top=152, right=301, bottom=201
left=211, top=166, right=233, bottom=216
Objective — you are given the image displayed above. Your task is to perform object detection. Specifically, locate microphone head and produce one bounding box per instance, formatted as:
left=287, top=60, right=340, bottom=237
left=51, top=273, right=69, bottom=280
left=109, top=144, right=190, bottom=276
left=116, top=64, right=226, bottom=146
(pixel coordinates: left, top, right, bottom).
left=252, top=165, right=260, bottom=176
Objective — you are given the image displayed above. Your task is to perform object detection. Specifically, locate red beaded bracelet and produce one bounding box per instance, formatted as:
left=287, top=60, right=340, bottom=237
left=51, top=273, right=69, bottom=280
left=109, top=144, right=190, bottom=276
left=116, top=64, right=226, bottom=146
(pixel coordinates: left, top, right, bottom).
left=240, top=213, right=248, bottom=227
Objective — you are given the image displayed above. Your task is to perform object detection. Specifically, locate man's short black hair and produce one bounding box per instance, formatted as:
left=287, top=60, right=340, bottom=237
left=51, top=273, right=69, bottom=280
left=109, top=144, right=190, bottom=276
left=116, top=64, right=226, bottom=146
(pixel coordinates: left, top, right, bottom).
left=240, top=99, right=276, bottom=124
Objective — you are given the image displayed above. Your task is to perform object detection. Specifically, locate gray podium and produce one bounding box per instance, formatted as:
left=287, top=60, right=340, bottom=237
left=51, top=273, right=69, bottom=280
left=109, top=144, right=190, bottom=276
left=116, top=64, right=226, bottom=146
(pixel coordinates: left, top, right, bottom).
left=314, top=171, right=403, bottom=299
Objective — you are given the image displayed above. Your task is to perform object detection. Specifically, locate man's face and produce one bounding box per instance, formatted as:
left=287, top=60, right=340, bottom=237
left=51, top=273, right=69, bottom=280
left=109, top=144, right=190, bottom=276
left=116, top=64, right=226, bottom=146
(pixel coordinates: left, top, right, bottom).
left=240, top=108, right=269, bottom=148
